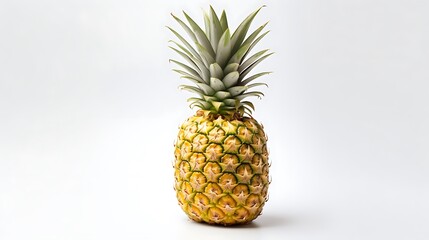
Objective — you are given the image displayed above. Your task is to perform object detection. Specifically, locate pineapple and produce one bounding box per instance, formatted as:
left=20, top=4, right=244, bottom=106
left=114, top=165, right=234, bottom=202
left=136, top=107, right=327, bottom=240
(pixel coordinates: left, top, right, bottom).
left=169, top=6, right=272, bottom=226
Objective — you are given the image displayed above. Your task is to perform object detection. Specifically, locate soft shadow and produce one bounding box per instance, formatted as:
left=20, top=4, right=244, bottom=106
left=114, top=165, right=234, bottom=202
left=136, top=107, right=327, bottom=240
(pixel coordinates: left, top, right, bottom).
left=189, top=220, right=260, bottom=229
left=187, top=213, right=292, bottom=229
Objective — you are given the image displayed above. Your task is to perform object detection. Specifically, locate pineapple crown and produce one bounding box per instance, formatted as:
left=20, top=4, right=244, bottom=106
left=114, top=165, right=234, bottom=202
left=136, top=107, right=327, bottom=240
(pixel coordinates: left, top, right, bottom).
left=168, top=5, right=272, bottom=117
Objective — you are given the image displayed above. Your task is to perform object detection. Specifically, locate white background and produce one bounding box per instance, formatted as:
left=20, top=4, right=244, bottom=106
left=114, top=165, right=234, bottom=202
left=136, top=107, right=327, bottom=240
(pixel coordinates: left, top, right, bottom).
left=1, top=0, right=428, bottom=239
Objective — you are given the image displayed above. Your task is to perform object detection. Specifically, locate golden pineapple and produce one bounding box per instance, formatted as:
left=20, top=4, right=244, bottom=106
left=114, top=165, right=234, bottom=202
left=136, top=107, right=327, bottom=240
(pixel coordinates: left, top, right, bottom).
left=169, top=6, right=272, bottom=226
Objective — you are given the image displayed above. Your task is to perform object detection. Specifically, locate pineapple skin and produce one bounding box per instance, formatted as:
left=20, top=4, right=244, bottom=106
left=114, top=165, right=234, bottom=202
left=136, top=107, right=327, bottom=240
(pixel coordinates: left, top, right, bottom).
left=174, top=110, right=269, bottom=225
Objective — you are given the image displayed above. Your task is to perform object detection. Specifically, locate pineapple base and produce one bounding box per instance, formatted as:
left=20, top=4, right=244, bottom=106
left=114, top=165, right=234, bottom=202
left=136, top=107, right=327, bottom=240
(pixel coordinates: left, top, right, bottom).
left=174, top=111, right=269, bottom=226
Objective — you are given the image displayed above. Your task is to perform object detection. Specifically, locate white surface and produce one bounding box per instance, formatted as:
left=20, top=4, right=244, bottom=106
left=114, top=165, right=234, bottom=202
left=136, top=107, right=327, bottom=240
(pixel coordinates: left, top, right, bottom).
left=1, top=0, right=429, bottom=239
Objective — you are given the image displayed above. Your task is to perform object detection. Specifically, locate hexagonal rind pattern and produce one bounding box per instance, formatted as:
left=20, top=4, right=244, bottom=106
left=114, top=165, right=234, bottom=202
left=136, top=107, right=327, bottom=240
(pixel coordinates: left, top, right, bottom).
left=174, top=113, right=269, bottom=226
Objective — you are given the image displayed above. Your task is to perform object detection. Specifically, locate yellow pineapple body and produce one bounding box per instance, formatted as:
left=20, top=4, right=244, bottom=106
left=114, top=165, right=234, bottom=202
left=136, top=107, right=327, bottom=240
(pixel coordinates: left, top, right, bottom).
left=174, top=110, right=269, bottom=225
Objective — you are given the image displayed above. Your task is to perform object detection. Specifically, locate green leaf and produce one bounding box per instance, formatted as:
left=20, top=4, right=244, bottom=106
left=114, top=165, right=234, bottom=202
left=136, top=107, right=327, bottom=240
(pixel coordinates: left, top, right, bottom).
left=183, top=11, right=216, bottom=57
left=170, top=59, right=201, bottom=78
left=247, top=82, right=268, bottom=89
left=216, top=29, right=232, bottom=68
left=210, top=77, right=226, bottom=91
left=241, top=101, right=255, bottom=111
left=221, top=106, right=236, bottom=110
left=209, top=63, right=224, bottom=79
left=239, top=49, right=269, bottom=73
left=223, top=71, right=239, bottom=88
left=209, top=6, right=223, bottom=51
left=242, top=30, right=270, bottom=61
left=224, top=63, right=239, bottom=75
left=237, top=105, right=245, bottom=115
left=190, top=63, right=209, bottom=84
left=179, top=85, right=205, bottom=96
left=196, top=42, right=215, bottom=67
left=172, top=68, right=190, bottom=77
left=189, top=102, right=204, bottom=109
left=168, top=40, right=193, bottom=60
left=203, top=12, right=211, bottom=41
left=214, top=91, right=231, bottom=100
left=187, top=97, right=211, bottom=109
left=228, top=86, right=248, bottom=97
left=172, top=69, right=204, bottom=84
left=239, top=53, right=274, bottom=80
left=228, top=43, right=250, bottom=64
left=223, top=98, right=236, bottom=107
left=167, top=28, right=203, bottom=63
left=181, top=75, right=206, bottom=84
left=227, top=30, right=270, bottom=66
left=243, top=105, right=253, bottom=115
left=219, top=10, right=229, bottom=32
left=235, top=91, right=264, bottom=100
left=170, top=14, right=197, bottom=43
left=169, top=46, right=200, bottom=74
left=240, top=22, right=269, bottom=52
left=240, top=72, right=272, bottom=85
left=211, top=101, right=224, bottom=111
left=196, top=83, right=215, bottom=95
left=230, top=6, right=265, bottom=54
left=203, top=95, right=217, bottom=102
left=168, top=44, right=209, bottom=83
